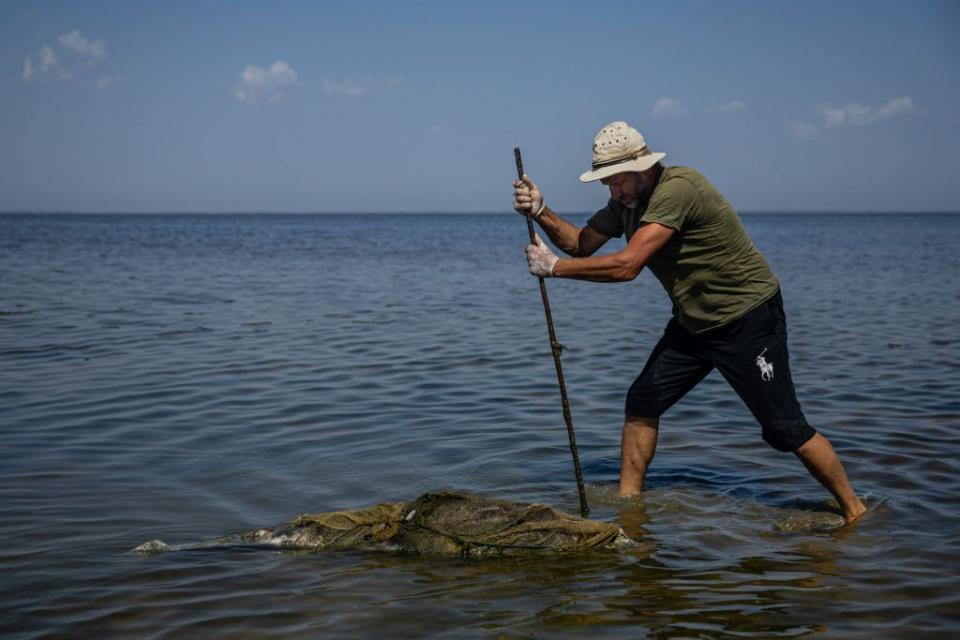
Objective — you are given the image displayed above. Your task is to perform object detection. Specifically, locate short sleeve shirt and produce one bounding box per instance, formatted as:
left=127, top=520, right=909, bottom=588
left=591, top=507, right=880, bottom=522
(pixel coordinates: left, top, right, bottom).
left=587, top=166, right=780, bottom=334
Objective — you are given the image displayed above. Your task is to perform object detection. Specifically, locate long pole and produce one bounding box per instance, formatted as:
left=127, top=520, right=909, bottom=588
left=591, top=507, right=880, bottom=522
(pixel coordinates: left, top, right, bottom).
left=514, top=147, right=589, bottom=517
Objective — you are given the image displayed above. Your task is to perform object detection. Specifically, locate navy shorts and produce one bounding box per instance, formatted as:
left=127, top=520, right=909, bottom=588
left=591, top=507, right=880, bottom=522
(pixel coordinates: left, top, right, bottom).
left=625, top=290, right=816, bottom=452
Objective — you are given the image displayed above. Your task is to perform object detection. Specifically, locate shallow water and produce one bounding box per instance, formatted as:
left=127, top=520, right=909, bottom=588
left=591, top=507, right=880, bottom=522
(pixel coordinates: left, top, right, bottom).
left=1, top=212, right=959, bottom=638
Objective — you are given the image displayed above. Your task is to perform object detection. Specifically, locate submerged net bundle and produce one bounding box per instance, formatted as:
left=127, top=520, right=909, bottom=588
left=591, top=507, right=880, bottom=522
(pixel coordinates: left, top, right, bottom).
left=249, top=501, right=408, bottom=549
left=137, top=491, right=632, bottom=557
left=396, top=492, right=628, bottom=556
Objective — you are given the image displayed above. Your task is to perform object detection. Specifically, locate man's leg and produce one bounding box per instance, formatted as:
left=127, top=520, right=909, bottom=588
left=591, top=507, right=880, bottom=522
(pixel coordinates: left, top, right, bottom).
left=709, top=292, right=867, bottom=524
left=795, top=432, right=866, bottom=523
left=622, top=319, right=712, bottom=497
left=619, top=415, right=659, bottom=496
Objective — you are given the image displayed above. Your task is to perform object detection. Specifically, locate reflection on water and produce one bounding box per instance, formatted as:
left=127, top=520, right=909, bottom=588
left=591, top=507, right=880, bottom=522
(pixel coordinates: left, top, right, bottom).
left=1, top=213, right=959, bottom=638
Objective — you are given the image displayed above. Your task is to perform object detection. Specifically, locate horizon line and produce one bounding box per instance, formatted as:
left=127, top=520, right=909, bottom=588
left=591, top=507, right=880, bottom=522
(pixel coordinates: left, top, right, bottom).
left=2, top=209, right=959, bottom=216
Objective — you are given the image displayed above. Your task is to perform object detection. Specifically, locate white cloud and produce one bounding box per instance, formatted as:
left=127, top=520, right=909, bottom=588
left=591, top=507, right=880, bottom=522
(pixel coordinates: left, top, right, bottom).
left=23, top=32, right=111, bottom=86
left=877, top=97, right=915, bottom=119
left=791, top=96, right=916, bottom=139
left=652, top=97, right=685, bottom=117
left=39, top=45, right=58, bottom=72
left=58, top=30, right=106, bottom=65
left=709, top=100, right=747, bottom=113
left=22, top=45, right=59, bottom=82
left=235, top=61, right=299, bottom=104
left=819, top=96, right=915, bottom=128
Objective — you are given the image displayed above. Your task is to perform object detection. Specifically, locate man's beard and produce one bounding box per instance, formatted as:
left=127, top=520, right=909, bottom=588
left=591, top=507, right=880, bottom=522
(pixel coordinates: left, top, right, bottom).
left=621, top=183, right=651, bottom=210
left=620, top=190, right=644, bottom=210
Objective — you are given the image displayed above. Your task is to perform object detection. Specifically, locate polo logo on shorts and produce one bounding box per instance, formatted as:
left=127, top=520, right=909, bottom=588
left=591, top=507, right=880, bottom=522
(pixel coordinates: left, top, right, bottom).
left=756, top=348, right=774, bottom=382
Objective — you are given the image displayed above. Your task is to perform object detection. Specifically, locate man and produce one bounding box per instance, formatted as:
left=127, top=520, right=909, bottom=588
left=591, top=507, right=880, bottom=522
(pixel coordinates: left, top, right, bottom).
left=512, top=121, right=866, bottom=523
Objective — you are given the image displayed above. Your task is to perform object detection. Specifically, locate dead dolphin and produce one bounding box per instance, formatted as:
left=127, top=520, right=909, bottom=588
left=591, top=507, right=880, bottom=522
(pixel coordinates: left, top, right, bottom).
left=136, top=491, right=633, bottom=557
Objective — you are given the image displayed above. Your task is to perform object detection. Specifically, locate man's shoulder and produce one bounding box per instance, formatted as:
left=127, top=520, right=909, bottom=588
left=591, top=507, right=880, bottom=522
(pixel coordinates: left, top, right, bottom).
left=658, top=166, right=728, bottom=208
left=662, top=166, right=710, bottom=188
left=652, top=166, right=707, bottom=204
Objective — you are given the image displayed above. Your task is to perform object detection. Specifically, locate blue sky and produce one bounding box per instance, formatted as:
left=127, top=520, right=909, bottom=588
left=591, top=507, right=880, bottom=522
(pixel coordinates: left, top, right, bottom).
left=2, top=0, right=959, bottom=213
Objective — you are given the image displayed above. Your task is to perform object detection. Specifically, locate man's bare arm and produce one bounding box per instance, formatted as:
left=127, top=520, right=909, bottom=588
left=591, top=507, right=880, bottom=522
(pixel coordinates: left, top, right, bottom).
left=552, top=222, right=675, bottom=282
left=512, top=175, right=609, bottom=257
left=536, top=206, right=610, bottom=257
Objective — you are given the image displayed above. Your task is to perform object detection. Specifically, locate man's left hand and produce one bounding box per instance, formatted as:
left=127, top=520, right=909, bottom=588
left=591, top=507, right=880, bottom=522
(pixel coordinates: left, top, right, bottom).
left=525, top=233, right=559, bottom=277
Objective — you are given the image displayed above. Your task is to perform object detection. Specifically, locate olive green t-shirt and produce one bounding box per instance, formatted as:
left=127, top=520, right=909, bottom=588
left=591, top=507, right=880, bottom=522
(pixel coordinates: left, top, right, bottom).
left=586, top=166, right=780, bottom=334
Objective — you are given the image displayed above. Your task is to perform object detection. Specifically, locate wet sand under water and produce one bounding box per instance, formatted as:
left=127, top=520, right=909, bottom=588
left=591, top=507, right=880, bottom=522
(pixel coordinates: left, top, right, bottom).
left=1, top=213, right=959, bottom=638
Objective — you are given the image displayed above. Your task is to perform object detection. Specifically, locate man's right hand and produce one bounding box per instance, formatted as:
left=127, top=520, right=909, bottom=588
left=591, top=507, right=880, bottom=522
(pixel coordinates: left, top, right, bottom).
left=512, top=174, right=545, bottom=219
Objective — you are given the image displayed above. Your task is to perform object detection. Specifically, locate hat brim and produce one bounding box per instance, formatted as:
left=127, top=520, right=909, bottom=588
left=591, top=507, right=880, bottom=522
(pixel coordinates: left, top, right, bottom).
left=579, top=152, right=666, bottom=183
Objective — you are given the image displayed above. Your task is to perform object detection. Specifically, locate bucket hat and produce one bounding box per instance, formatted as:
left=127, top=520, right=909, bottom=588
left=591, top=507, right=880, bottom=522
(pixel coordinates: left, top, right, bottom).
left=579, top=121, right=666, bottom=183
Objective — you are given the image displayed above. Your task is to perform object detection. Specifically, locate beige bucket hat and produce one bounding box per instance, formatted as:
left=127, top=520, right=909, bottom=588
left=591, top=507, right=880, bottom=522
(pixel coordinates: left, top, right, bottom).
left=579, top=121, right=666, bottom=183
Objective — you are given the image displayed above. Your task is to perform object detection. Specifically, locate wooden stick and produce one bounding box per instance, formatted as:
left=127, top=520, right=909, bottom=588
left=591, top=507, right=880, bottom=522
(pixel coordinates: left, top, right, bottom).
left=514, top=147, right=589, bottom=517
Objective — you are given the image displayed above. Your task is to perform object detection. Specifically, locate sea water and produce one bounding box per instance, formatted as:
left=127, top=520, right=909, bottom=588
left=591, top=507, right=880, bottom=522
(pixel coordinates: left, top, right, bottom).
left=1, top=212, right=958, bottom=638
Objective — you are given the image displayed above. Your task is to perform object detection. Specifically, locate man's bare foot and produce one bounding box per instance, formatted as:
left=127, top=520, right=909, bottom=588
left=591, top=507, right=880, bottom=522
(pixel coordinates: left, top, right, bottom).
left=795, top=433, right=866, bottom=526
left=842, top=498, right=868, bottom=525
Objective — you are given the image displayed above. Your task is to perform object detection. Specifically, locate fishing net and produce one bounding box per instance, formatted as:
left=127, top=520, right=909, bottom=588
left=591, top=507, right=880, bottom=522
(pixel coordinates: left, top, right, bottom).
left=287, top=491, right=630, bottom=556
left=249, top=501, right=408, bottom=549
left=137, top=491, right=631, bottom=556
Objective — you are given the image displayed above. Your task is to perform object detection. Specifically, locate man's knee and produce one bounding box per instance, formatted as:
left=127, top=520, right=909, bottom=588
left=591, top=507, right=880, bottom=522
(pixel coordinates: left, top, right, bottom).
left=761, top=420, right=816, bottom=452
left=625, top=384, right=670, bottom=418
left=625, top=414, right=659, bottom=430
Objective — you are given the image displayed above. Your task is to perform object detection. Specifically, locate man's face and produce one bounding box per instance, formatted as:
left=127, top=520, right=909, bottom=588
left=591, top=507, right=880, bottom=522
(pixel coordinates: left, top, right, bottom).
left=601, top=172, right=644, bottom=209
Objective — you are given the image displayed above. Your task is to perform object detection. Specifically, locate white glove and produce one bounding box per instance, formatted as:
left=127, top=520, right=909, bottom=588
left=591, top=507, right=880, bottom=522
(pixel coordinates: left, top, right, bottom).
left=512, top=174, right=545, bottom=219
left=525, top=233, right=559, bottom=277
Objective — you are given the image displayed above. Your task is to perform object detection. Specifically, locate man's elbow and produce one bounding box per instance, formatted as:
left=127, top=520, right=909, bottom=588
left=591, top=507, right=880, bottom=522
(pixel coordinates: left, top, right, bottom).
left=570, top=241, right=591, bottom=257
left=563, top=238, right=584, bottom=257
left=614, top=254, right=645, bottom=281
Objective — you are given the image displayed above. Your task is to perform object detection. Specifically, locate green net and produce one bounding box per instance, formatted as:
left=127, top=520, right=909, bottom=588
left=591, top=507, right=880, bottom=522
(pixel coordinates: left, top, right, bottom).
left=394, top=492, right=628, bottom=556
left=283, top=502, right=407, bottom=549
left=279, top=491, right=630, bottom=556
left=137, top=492, right=632, bottom=556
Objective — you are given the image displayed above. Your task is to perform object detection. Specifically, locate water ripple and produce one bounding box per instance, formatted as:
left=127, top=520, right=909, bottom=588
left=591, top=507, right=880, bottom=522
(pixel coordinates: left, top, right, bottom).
left=1, top=213, right=958, bottom=638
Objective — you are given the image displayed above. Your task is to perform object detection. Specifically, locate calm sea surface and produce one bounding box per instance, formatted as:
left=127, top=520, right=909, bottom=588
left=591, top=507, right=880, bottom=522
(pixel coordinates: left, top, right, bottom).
left=1, top=212, right=959, bottom=638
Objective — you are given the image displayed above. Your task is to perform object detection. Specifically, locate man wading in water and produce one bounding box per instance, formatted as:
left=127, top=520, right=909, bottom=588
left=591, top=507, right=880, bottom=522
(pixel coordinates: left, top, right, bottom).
left=513, top=121, right=867, bottom=524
